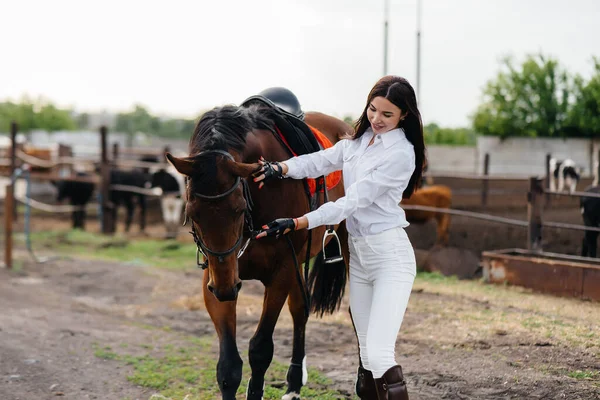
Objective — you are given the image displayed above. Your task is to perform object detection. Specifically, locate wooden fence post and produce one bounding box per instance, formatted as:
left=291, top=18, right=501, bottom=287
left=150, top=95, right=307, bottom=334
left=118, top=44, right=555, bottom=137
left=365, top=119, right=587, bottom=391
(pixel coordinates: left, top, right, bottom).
left=481, top=153, right=490, bottom=207
left=112, top=142, right=119, bottom=162
left=528, top=177, right=544, bottom=252
left=100, top=126, right=115, bottom=234
left=10, top=121, right=17, bottom=220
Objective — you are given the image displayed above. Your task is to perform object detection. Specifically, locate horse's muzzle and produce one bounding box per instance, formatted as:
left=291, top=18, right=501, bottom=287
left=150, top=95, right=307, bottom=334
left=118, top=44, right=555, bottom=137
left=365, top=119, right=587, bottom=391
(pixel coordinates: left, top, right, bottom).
left=208, top=280, right=243, bottom=302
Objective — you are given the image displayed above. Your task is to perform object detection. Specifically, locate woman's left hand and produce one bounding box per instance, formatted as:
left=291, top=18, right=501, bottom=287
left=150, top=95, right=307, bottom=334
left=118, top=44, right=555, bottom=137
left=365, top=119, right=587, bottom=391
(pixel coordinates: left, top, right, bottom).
left=254, top=218, right=297, bottom=239
left=252, top=157, right=287, bottom=189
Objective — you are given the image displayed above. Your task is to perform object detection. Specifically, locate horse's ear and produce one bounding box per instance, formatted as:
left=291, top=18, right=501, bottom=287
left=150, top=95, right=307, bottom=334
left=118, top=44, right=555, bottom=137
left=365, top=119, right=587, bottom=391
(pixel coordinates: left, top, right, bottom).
left=166, top=153, right=195, bottom=176
left=225, top=160, right=261, bottom=178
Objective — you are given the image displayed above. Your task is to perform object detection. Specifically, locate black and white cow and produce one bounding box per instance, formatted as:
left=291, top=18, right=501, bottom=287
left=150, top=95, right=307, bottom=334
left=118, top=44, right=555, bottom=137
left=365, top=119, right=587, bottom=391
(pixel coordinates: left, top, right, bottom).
left=150, top=164, right=186, bottom=239
left=55, top=168, right=151, bottom=232
left=550, top=158, right=581, bottom=193
left=581, top=185, right=600, bottom=258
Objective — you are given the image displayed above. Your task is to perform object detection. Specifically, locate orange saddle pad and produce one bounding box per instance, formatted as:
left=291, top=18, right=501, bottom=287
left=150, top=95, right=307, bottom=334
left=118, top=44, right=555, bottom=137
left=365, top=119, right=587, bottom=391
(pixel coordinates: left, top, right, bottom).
left=306, top=126, right=342, bottom=196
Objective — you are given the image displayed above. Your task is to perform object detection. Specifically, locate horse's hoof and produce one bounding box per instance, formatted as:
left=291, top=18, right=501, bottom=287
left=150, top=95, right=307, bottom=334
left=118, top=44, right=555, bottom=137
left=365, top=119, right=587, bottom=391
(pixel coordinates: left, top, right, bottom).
left=281, top=392, right=301, bottom=400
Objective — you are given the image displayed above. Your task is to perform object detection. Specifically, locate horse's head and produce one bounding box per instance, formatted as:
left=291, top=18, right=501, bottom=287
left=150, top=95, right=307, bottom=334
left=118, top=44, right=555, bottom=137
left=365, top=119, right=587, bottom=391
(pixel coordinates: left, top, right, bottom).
left=167, top=151, right=259, bottom=301
left=165, top=105, right=275, bottom=301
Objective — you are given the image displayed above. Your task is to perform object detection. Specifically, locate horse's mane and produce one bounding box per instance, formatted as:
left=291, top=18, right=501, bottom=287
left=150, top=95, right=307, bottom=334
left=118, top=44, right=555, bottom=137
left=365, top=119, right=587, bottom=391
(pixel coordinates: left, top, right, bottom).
left=187, top=104, right=274, bottom=192
left=190, top=104, right=273, bottom=155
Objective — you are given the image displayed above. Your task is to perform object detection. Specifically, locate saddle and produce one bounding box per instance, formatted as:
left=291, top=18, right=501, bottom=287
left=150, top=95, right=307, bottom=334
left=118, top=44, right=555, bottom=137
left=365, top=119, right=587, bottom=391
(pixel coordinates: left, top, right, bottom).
left=241, top=88, right=344, bottom=266
left=241, top=87, right=320, bottom=157
left=240, top=88, right=341, bottom=195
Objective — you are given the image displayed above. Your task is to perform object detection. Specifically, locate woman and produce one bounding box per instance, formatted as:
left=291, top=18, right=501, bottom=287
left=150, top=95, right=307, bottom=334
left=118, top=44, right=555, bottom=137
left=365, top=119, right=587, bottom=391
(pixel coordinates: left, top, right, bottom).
left=253, top=75, right=426, bottom=400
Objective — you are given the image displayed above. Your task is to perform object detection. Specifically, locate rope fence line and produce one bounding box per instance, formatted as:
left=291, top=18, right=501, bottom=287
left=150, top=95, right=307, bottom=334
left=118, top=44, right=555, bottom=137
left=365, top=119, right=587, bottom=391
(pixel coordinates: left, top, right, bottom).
left=545, top=190, right=600, bottom=200
left=112, top=160, right=170, bottom=169
left=14, top=150, right=94, bottom=169
left=14, top=196, right=99, bottom=213
left=543, top=221, right=600, bottom=233
left=401, top=204, right=529, bottom=227
left=401, top=204, right=600, bottom=233
left=109, top=185, right=163, bottom=196
left=8, top=151, right=169, bottom=171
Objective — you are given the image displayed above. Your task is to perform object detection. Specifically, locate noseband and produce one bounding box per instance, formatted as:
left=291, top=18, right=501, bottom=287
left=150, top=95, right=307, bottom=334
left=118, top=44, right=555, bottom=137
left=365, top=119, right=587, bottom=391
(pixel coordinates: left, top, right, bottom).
left=187, top=150, right=254, bottom=269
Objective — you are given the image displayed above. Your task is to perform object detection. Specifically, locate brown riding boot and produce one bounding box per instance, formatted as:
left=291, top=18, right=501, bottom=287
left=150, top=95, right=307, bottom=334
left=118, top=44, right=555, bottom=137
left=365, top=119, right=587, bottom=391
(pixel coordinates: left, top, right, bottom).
left=355, top=366, right=377, bottom=399
left=374, top=365, right=409, bottom=400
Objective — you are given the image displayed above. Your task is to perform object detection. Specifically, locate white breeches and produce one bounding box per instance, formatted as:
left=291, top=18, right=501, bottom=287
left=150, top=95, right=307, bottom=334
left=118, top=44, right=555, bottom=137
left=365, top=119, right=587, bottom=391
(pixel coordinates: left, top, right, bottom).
left=348, top=227, right=416, bottom=379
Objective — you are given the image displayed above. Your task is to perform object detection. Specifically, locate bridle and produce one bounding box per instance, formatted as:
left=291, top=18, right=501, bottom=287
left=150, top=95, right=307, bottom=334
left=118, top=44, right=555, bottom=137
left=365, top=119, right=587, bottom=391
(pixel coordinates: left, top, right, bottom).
left=186, top=150, right=254, bottom=270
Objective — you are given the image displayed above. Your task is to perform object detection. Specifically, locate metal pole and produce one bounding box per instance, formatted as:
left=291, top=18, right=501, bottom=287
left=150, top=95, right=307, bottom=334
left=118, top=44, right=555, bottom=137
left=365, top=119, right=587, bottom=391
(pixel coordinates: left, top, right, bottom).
left=383, top=0, right=389, bottom=76
left=416, top=0, right=422, bottom=103
left=4, top=184, right=13, bottom=269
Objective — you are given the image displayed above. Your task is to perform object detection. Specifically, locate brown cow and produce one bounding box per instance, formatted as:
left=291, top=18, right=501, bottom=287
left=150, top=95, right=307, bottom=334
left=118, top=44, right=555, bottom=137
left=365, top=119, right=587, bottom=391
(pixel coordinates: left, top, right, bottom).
left=401, top=184, right=452, bottom=245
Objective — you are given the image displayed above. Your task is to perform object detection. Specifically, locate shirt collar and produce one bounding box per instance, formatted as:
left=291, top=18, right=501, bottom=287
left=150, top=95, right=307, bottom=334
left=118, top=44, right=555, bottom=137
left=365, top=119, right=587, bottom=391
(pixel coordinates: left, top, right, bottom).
left=365, top=127, right=405, bottom=149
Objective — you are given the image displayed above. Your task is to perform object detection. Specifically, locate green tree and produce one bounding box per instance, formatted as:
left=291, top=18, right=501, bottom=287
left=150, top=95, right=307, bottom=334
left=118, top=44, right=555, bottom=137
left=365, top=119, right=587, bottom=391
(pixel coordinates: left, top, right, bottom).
left=472, top=54, right=578, bottom=139
left=567, top=57, right=600, bottom=138
left=424, top=122, right=477, bottom=145
left=114, top=104, right=197, bottom=138
left=0, top=98, right=76, bottom=132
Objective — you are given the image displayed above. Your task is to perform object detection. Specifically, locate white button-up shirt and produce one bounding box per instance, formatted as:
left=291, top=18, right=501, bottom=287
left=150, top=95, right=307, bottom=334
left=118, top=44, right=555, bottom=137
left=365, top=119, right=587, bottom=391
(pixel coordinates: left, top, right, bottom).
left=284, top=127, right=415, bottom=237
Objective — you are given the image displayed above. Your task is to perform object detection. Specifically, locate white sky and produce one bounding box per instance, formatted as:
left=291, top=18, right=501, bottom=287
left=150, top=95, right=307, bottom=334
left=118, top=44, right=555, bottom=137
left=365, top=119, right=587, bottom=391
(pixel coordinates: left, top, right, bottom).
left=0, top=0, right=598, bottom=127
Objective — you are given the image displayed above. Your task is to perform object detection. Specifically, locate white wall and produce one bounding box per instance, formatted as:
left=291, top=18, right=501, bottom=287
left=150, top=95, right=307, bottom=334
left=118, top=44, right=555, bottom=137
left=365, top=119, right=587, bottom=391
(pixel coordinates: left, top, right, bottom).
left=426, top=137, right=599, bottom=177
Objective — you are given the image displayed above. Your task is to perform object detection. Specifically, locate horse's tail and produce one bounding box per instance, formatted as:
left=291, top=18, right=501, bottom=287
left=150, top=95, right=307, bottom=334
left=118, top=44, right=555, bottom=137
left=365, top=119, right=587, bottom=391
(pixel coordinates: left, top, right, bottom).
left=307, top=229, right=347, bottom=317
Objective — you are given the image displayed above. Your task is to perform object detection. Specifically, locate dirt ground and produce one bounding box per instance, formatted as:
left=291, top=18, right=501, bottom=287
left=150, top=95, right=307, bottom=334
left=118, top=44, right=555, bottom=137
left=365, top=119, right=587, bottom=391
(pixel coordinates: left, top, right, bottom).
left=2, top=248, right=599, bottom=400
left=1, top=182, right=600, bottom=400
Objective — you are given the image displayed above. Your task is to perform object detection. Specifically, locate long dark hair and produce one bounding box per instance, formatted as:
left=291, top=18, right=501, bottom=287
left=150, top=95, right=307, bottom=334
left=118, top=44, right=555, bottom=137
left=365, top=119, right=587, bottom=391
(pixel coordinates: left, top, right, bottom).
left=353, top=76, right=426, bottom=199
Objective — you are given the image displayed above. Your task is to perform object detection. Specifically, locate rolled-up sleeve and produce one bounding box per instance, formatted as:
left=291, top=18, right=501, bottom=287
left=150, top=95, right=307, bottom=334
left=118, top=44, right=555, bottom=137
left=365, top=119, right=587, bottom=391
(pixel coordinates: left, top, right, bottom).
left=284, top=139, right=347, bottom=179
left=304, top=151, right=414, bottom=229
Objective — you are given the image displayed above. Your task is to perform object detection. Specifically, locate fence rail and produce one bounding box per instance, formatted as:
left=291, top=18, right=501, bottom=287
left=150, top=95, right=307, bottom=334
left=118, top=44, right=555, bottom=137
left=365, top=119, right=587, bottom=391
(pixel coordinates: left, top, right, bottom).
left=401, top=204, right=528, bottom=227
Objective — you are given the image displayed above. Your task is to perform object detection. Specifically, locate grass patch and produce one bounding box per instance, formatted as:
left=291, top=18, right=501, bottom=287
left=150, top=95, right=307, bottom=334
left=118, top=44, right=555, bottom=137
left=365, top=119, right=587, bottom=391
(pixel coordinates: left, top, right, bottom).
left=568, top=370, right=600, bottom=380
left=92, top=339, right=347, bottom=400
left=409, top=271, right=600, bottom=351
left=23, top=229, right=197, bottom=270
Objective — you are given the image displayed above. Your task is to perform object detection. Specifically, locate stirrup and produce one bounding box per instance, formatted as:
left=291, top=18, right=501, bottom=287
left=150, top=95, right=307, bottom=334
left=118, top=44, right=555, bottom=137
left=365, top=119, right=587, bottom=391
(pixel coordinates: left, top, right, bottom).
left=322, top=229, right=344, bottom=264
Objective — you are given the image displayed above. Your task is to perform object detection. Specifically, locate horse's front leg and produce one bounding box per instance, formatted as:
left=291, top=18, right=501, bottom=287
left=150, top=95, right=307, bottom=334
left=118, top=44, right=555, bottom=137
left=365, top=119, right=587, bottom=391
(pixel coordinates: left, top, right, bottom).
left=247, top=268, right=292, bottom=400
left=203, top=269, right=243, bottom=400
left=283, top=265, right=309, bottom=400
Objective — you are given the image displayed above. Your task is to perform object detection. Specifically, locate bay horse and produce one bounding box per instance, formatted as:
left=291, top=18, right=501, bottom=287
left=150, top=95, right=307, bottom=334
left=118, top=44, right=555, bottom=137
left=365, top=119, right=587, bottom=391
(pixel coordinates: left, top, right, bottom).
left=166, top=105, right=350, bottom=400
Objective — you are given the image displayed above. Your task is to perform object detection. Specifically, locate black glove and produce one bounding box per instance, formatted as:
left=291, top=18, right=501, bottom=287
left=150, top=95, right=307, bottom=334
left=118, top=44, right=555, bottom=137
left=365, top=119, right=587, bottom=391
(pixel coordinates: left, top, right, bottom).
left=254, top=218, right=296, bottom=239
left=252, top=157, right=285, bottom=187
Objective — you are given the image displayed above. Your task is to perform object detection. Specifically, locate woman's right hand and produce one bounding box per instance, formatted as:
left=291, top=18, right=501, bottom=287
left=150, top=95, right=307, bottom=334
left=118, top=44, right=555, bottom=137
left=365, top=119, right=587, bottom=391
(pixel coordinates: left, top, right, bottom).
left=252, top=157, right=288, bottom=189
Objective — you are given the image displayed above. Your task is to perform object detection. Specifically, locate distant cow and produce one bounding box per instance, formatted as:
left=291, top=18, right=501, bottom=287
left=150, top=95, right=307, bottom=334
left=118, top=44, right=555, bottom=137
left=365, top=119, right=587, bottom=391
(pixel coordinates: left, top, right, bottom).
left=550, top=158, right=581, bottom=193
left=55, top=168, right=151, bottom=232
left=401, top=184, right=452, bottom=245
left=55, top=172, right=95, bottom=230
left=581, top=185, right=600, bottom=258
left=149, top=164, right=186, bottom=239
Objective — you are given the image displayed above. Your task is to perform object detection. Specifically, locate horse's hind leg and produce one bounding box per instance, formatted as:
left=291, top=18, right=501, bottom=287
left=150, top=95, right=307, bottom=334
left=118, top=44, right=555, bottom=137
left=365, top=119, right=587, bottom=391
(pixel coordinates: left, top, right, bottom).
left=247, top=269, right=292, bottom=400
left=436, top=213, right=451, bottom=246
left=203, top=270, right=243, bottom=400
left=283, top=268, right=310, bottom=400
